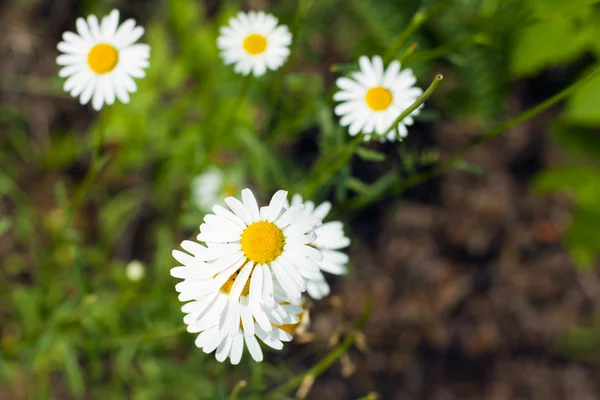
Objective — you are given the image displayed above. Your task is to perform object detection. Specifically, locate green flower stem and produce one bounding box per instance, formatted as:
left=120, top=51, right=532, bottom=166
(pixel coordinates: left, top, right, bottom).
left=343, top=64, right=600, bottom=211
left=382, top=74, right=443, bottom=140
left=218, top=74, right=253, bottom=141
left=397, top=42, right=419, bottom=65
left=68, top=108, right=110, bottom=223
left=302, top=72, right=442, bottom=197
left=267, top=300, right=371, bottom=399
left=302, top=134, right=364, bottom=199
left=382, top=0, right=448, bottom=64
left=265, top=0, right=313, bottom=146
left=226, top=380, right=247, bottom=400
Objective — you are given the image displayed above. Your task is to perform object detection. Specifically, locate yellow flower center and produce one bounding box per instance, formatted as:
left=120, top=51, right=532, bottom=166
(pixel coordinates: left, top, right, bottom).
left=87, top=43, right=119, bottom=74
left=365, top=86, right=393, bottom=111
left=220, top=261, right=252, bottom=296
left=241, top=221, right=284, bottom=264
left=243, top=33, right=268, bottom=55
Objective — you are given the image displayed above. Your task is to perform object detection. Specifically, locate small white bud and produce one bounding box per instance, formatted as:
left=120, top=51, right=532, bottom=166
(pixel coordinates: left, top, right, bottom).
left=126, top=260, right=145, bottom=282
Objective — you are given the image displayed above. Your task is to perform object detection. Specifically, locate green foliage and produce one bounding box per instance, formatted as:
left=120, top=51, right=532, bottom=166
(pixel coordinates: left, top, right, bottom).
left=517, top=0, right=600, bottom=270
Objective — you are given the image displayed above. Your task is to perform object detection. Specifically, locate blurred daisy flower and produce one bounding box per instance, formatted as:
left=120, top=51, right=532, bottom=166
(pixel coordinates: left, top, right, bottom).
left=125, top=260, right=145, bottom=282
left=217, top=11, right=292, bottom=77
left=334, top=55, right=423, bottom=141
left=287, top=194, right=350, bottom=300
left=172, top=251, right=303, bottom=363
left=56, top=9, right=150, bottom=110
left=191, top=166, right=244, bottom=212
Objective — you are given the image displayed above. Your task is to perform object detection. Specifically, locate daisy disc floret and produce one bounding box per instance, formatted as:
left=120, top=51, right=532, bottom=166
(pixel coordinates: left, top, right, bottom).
left=217, top=11, right=292, bottom=77
left=287, top=194, right=351, bottom=299
left=56, top=9, right=150, bottom=110
left=334, top=55, right=423, bottom=141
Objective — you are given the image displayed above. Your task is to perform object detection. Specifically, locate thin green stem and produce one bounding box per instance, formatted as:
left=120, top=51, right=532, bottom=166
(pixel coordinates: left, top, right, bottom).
left=381, top=74, right=443, bottom=140
left=249, top=361, right=265, bottom=400
left=226, top=380, right=247, bottom=400
left=265, top=0, right=313, bottom=145
left=220, top=74, right=253, bottom=137
left=302, top=75, right=442, bottom=196
left=267, top=300, right=371, bottom=398
left=383, top=0, right=448, bottom=64
left=302, top=134, right=364, bottom=199
left=344, top=64, right=600, bottom=211
left=397, top=42, right=419, bottom=65
left=69, top=108, right=110, bottom=220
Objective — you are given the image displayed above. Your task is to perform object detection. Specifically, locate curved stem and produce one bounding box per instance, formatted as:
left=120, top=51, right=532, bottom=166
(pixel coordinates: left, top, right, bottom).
left=266, top=0, right=313, bottom=146
left=381, top=74, right=443, bottom=140
left=267, top=300, right=371, bottom=398
left=383, top=0, right=448, bottom=64
left=70, top=108, right=110, bottom=217
left=226, top=380, right=247, bottom=400
left=344, top=64, right=600, bottom=211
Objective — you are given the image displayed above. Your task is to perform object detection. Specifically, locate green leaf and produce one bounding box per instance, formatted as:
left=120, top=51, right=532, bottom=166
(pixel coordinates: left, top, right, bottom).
left=565, top=67, right=600, bottom=125
left=551, top=121, right=600, bottom=158
left=533, top=165, right=600, bottom=206
left=11, top=287, right=41, bottom=335
left=565, top=205, right=600, bottom=269
left=511, top=19, right=589, bottom=76
left=356, top=146, right=386, bottom=162
left=454, top=160, right=486, bottom=176
left=38, top=135, right=81, bottom=170
left=0, top=216, right=12, bottom=237
left=60, top=341, right=85, bottom=396
left=346, top=177, right=371, bottom=194
left=526, top=0, right=598, bottom=19
left=98, top=190, right=143, bottom=246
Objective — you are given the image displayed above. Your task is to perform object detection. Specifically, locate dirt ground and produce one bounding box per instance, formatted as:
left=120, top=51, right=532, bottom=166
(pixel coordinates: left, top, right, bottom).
left=3, top=1, right=600, bottom=399
left=304, top=112, right=600, bottom=399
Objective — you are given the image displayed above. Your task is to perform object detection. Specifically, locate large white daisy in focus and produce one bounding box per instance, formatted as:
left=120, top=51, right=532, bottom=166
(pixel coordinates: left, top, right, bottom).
left=172, top=188, right=324, bottom=332
left=56, top=9, right=150, bottom=111
left=334, top=55, right=423, bottom=142
left=217, top=11, right=292, bottom=77
left=287, top=194, right=350, bottom=299
left=171, top=248, right=302, bottom=364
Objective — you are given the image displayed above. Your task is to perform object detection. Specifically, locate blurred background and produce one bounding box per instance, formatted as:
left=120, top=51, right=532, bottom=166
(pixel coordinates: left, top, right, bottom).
left=3, top=0, right=600, bottom=399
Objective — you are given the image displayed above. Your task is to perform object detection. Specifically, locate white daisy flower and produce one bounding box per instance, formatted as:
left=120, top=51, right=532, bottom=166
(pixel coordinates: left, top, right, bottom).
left=188, top=188, right=324, bottom=303
left=191, top=166, right=244, bottom=212
left=333, top=55, right=423, bottom=141
left=172, top=242, right=304, bottom=364
left=217, top=11, right=292, bottom=77
left=287, top=194, right=350, bottom=300
left=56, top=9, right=150, bottom=111
left=172, top=188, right=323, bottom=331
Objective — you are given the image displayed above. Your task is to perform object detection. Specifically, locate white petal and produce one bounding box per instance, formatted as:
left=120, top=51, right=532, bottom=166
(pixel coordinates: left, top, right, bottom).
left=229, top=332, right=244, bottom=365
left=241, top=189, right=260, bottom=221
